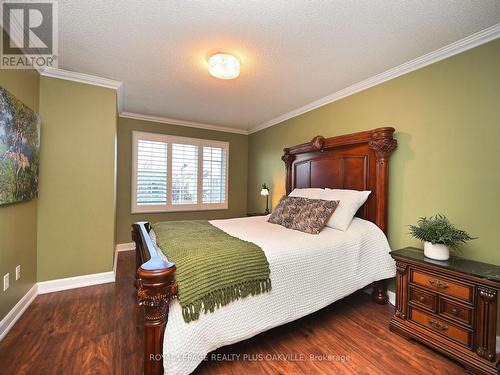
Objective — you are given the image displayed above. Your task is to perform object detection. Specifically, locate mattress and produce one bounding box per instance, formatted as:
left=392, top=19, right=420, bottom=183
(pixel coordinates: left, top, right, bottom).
left=157, top=216, right=396, bottom=375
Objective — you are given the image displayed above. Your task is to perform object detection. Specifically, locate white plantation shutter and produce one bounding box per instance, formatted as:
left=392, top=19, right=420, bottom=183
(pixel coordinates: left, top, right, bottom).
left=136, top=139, right=167, bottom=206
left=132, top=131, right=228, bottom=213
left=203, top=146, right=226, bottom=204
left=171, top=143, right=198, bottom=205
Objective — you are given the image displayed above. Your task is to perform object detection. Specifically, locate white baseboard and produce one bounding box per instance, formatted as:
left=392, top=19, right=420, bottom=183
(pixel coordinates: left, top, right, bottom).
left=116, top=242, right=135, bottom=252
left=388, top=290, right=396, bottom=306
left=0, top=284, right=38, bottom=341
left=114, top=242, right=135, bottom=276
left=38, top=271, right=115, bottom=294
left=39, top=242, right=134, bottom=292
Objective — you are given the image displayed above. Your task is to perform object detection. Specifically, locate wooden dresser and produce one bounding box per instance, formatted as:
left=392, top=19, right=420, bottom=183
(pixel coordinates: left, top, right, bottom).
left=390, top=248, right=500, bottom=375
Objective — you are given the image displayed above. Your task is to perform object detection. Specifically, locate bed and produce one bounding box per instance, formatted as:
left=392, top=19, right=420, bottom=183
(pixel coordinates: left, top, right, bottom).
left=132, top=127, right=398, bottom=375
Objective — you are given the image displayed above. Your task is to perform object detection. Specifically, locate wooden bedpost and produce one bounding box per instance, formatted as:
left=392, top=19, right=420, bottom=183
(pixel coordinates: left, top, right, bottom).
left=281, top=150, right=295, bottom=195
left=372, top=279, right=389, bottom=305
left=368, top=128, right=397, bottom=235
left=133, top=223, right=177, bottom=375
left=368, top=129, right=395, bottom=305
left=137, top=265, right=177, bottom=375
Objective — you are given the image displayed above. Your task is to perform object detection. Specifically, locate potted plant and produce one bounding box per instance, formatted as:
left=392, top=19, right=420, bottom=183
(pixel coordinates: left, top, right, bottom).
left=408, top=214, right=475, bottom=260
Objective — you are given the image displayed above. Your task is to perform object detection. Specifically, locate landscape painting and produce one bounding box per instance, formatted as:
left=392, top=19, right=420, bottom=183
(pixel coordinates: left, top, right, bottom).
left=0, top=86, right=40, bottom=206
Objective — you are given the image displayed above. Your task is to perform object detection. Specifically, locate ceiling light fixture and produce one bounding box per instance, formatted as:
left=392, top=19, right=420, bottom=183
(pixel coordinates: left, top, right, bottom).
left=208, top=53, right=240, bottom=80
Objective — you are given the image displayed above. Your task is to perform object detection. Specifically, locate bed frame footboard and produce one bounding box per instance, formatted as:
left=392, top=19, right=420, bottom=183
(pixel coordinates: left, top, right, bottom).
left=132, top=222, right=177, bottom=375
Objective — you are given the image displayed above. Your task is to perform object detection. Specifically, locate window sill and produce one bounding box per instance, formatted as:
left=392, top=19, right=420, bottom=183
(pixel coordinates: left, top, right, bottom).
left=131, top=205, right=229, bottom=214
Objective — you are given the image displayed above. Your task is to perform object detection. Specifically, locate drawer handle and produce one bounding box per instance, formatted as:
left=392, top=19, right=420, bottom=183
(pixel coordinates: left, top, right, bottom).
left=428, top=279, right=449, bottom=289
left=450, top=307, right=459, bottom=316
left=428, top=319, right=448, bottom=331
left=418, top=296, right=426, bottom=303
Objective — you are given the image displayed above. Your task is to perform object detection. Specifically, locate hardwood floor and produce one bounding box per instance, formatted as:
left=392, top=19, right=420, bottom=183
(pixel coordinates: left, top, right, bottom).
left=0, top=251, right=468, bottom=375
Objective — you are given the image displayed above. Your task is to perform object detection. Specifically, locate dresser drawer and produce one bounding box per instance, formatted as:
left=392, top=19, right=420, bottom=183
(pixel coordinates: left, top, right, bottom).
left=411, top=270, right=472, bottom=303
left=439, top=299, right=473, bottom=327
left=409, top=286, right=436, bottom=312
left=409, top=307, right=472, bottom=348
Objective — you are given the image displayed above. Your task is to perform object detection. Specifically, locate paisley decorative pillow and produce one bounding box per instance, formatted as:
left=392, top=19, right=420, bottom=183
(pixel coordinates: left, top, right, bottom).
left=290, top=198, right=339, bottom=234
left=268, top=196, right=307, bottom=228
left=268, top=196, right=339, bottom=234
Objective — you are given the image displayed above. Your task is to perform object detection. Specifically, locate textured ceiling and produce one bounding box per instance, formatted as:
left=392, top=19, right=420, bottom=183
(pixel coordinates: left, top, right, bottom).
left=58, top=1, right=500, bottom=130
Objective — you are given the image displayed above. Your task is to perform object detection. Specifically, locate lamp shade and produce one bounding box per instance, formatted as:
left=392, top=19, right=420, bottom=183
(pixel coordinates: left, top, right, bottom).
left=260, top=188, right=269, bottom=196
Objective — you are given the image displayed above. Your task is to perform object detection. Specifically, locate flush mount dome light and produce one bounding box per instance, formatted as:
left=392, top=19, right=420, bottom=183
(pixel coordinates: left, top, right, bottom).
left=208, top=53, right=240, bottom=79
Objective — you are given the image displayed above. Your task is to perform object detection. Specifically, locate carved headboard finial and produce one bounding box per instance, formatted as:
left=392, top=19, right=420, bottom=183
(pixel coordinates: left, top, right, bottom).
left=281, top=151, right=294, bottom=168
left=311, top=135, right=325, bottom=151
left=368, top=129, right=397, bottom=162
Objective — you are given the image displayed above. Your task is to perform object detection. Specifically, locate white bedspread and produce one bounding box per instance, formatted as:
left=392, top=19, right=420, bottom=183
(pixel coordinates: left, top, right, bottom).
left=159, top=216, right=395, bottom=375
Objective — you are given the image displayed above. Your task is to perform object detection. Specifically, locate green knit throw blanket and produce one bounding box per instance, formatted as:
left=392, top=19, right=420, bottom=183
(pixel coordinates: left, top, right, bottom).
left=152, top=220, right=271, bottom=323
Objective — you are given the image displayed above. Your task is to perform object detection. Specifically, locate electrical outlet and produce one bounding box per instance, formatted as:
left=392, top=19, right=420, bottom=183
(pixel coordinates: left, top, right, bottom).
left=3, top=273, right=9, bottom=291
left=15, top=265, right=21, bottom=280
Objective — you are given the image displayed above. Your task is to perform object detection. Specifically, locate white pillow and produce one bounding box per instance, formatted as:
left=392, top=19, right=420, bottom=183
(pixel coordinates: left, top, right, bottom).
left=288, top=188, right=324, bottom=199
left=322, top=189, right=371, bottom=231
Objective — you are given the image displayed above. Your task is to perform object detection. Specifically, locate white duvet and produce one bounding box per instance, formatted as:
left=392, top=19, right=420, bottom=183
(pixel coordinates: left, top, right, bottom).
left=158, top=216, right=396, bottom=375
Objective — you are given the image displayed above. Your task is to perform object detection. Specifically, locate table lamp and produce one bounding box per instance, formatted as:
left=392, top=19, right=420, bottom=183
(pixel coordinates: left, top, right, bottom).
left=260, top=184, right=270, bottom=214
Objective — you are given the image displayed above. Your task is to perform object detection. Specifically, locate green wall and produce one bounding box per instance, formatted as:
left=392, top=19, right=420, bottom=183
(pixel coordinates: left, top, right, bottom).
left=0, top=69, right=39, bottom=320
left=37, top=77, right=117, bottom=281
left=116, top=117, right=248, bottom=243
left=248, top=39, right=500, bottom=266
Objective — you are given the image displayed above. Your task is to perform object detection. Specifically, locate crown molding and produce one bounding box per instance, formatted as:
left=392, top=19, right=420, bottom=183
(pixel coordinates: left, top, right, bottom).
left=40, top=68, right=124, bottom=111
left=119, top=112, right=249, bottom=135
left=40, top=67, right=123, bottom=90
left=249, top=23, right=500, bottom=134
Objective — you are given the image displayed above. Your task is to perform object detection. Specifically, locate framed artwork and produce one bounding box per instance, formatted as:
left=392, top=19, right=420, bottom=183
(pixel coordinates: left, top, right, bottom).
left=0, top=86, right=41, bottom=206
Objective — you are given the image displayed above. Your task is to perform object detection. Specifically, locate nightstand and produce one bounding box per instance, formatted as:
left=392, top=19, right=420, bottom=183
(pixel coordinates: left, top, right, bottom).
left=246, top=212, right=268, bottom=217
left=390, top=247, right=500, bottom=375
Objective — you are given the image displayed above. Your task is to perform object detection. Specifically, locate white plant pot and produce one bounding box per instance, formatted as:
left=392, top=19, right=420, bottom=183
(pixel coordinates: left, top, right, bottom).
left=424, top=241, right=450, bottom=261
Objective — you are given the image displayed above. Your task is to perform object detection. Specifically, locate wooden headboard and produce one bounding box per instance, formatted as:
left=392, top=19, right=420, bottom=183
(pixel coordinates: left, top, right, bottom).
left=281, top=127, right=397, bottom=233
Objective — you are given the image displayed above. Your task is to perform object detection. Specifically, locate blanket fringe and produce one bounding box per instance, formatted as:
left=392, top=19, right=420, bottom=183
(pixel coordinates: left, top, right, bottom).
left=181, top=278, right=272, bottom=323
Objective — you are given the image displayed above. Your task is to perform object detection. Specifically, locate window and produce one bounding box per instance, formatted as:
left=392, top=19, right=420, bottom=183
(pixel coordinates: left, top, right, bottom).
left=132, top=131, right=228, bottom=213
left=202, top=146, right=226, bottom=204
left=171, top=143, right=198, bottom=205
